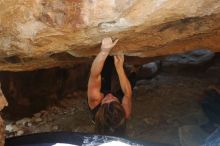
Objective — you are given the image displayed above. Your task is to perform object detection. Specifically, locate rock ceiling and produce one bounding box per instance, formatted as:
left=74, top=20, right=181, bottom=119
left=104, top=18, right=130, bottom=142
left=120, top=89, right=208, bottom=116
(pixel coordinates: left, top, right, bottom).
left=0, top=0, right=220, bottom=71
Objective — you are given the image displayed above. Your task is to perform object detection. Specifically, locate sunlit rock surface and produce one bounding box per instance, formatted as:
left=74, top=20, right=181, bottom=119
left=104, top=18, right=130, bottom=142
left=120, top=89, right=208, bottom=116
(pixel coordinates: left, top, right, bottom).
left=0, top=85, right=8, bottom=146
left=0, top=0, right=220, bottom=71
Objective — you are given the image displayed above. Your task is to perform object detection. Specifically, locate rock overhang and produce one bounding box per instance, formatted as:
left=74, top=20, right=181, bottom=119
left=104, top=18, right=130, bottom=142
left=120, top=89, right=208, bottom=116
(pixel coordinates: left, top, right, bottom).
left=0, top=0, right=220, bottom=71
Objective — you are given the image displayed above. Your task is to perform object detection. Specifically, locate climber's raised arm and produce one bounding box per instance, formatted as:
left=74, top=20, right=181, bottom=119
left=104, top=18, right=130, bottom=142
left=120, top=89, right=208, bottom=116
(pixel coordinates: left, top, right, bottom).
left=87, top=37, right=118, bottom=109
left=114, top=54, right=132, bottom=119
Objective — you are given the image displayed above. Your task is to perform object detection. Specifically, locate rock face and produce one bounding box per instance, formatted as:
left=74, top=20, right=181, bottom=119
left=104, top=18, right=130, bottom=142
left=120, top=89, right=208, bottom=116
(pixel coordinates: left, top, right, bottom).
left=0, top=85, right=8, bottom=146
left=0, top=0, right=220, bottom=71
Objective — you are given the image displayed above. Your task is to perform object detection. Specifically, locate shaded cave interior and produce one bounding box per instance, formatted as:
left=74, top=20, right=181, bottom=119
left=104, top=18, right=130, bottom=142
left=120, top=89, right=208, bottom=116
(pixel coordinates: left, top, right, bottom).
left=1, top=50, right=220, bottom=144
left=0, top=64, right=91, bottom=120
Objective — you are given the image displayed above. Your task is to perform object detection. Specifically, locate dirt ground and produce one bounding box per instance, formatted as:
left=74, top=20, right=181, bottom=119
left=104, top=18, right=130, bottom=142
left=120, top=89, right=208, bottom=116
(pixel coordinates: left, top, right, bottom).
left=4, top=56, right=220, bottom=146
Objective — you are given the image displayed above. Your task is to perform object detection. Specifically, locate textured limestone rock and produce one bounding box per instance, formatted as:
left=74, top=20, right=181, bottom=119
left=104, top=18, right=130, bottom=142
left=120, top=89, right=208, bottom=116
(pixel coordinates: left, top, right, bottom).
left=0, top=0, right=220, bottom=71
left=0, top=84, right=8, bottom=110
left=0, top=85, right=7, bottom=146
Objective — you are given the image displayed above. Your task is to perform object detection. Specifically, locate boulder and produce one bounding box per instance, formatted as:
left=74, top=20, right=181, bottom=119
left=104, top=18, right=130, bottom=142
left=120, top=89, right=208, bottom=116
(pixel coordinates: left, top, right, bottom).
left=162, top=49, right=215, bottom=73
left=0, top=0, right=220, bottom=71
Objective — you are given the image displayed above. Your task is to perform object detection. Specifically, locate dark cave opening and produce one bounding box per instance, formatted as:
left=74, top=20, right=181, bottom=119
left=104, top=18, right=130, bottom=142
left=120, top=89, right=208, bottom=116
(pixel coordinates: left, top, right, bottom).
left=1, top=50, right=220, bottom=146
left=0, top=64, right=91, bottom=120
left=1, top=50, right=219, bottom=120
